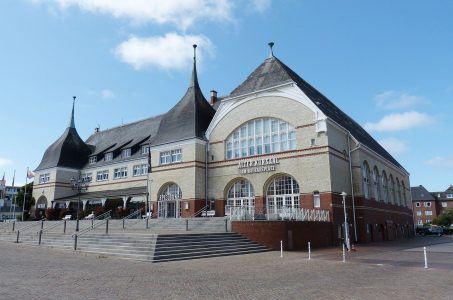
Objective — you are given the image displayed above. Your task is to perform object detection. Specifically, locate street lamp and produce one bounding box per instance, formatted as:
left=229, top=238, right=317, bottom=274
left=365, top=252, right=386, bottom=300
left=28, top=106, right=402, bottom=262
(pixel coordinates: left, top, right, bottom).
left=341, top=191, right=351, bottom=251
left=71, top=171, right=88, bottom=232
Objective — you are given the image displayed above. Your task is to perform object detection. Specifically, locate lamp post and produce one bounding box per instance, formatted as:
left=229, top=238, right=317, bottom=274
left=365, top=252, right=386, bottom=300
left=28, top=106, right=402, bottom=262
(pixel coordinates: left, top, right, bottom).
left=71, top=171, right=88, bottom=232
left=341, top=191, right=351, bottom=251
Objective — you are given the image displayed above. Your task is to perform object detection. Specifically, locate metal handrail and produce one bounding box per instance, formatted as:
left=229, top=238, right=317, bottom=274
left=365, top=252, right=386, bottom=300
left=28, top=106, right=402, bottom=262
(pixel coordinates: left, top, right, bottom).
left=92, top=210, right=112, bottom=221
left=37, top=219, right=67, bottom=234
left=121, top=210, right=141, bottom=229
left=189, top=205, right=209, bottom=218
left=16, top=218, right=45, bottom=233
left=0, top=220, right=14, bottom=230
left=72, top=216, right=111, bottom=238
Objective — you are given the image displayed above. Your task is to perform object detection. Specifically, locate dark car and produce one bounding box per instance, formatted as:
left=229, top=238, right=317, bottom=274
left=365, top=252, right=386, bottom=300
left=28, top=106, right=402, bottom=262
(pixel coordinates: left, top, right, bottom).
left=417, top=226, right=443, bottom=236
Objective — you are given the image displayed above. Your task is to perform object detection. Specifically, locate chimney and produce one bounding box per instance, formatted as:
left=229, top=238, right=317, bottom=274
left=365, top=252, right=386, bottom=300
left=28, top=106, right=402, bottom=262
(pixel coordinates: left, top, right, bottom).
left=94, top=126, right=100, bottom=134
left=210, top=90, right=218, bottom=105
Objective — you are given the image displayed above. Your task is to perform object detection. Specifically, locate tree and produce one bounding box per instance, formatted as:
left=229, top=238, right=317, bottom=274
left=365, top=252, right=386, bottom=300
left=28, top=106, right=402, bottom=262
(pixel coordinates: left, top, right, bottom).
left=432, top=209, right=453, bottom=227
left=14, top=182, right=35, bottom=219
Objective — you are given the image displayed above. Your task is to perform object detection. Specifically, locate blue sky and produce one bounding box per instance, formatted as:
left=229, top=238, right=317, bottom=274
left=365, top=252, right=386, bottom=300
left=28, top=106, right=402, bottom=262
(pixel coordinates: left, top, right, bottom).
left=0, top=0, right=452, bottom=191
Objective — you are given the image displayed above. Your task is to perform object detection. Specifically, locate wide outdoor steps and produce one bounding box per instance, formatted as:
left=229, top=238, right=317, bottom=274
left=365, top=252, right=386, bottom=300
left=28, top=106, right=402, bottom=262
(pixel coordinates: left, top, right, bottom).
left=153, top=233, right=270, bottom=263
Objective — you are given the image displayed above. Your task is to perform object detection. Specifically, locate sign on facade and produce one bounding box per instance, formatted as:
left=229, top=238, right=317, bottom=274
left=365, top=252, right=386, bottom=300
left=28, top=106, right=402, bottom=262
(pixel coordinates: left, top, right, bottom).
left=238, top=157, right=280, bottom=174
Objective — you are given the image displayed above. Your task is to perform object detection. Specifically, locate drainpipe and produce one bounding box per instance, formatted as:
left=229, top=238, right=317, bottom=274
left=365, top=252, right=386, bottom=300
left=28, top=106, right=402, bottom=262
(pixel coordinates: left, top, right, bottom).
left=347, top=133, right=360, bottom=243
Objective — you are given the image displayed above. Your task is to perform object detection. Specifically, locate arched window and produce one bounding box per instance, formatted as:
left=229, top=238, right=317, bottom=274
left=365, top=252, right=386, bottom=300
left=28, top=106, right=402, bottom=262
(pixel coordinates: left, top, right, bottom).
left=401, top=181, right=407, bottom=207
left=362, top=162, right=371, bottom=199
left=396, top=178, right=402, bottom=206
left=389, top=175, right=395, bottom=204
left=225, top=118, right=296, bottom=159
left=158, top=183, right=182, bottom=218
left=381, top=171, right=389, bottom=203
left=372, top=166, right=380, bottom=201
left=266, top=175, right=300, bottom=214
left=226, top=179, right=255, bottom=208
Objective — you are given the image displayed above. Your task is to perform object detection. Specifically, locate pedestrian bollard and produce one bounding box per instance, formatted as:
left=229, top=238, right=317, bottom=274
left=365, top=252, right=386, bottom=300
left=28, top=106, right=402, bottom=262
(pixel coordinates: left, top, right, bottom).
left=280, top=240, right=283, bottom=258
left=424, top=246, right=428, bottom=269
left=146, top=217, right=149, bottom=229
left=74, top=234, right=78, bottom=250
left=308, top=242, right=311, bottom=260
left=16, top=230, right=20, bottom=243
left=12, top=221, right=15, bottom=232
left=105, top=219, right=109, bottom=235
left=63, top=220, right=67, bottom=234
left=225, top=219, right=228, bottom=232
left=122, top=218, right=125, bottom=229
left=92, top=218, right=94, bottom=229
left=38, top=230, right=42, bottom=245
left=186, top=219, right=189, bottom=231
left=342, top=244, right=346, bottom=263
left=41, top=219, right=44, bottom=230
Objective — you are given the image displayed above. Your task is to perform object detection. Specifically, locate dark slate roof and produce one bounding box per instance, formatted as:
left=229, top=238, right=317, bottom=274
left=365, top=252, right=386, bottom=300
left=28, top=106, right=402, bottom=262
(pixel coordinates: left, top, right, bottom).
left=229, top=56, right=403, bottom=170
left=54, top=186, right=147, bottom=201
left=150, top=51, right=215, bottom=146
left=83, top=115, right=163, bottom=168
left=35, top=102, right=92, bottom=171
left=411, top=185, right=436, bottom=201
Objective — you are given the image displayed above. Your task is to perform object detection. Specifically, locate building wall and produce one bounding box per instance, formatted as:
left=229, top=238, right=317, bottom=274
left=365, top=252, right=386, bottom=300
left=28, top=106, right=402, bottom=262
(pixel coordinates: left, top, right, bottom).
left=412, top=200, right=437, bottom=225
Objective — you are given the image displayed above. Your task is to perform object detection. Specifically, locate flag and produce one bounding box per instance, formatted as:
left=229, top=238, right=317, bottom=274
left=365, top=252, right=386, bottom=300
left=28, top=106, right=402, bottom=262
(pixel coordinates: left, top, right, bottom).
left=27, top=168, right=35, bottom=179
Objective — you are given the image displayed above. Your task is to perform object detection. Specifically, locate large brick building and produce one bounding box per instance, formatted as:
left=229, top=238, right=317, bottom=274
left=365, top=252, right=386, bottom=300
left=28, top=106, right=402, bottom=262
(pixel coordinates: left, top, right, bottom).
left=411, top=185, right=453, bottom=225
left=32, top=44, right=413, bottom=244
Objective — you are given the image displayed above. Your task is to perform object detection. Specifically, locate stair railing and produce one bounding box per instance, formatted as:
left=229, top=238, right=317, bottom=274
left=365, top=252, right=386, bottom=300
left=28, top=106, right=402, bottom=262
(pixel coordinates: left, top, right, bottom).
left=15, top=218, right=45, bottom=243
left=72, top=215, right=111, bottom=250
left=121, top=210, right=141, bottom=229
left=89, top=210, right=112, bottom=228
left=36, top=219, right=70, bottom=245
left=189, top=205, right=209, bottom=218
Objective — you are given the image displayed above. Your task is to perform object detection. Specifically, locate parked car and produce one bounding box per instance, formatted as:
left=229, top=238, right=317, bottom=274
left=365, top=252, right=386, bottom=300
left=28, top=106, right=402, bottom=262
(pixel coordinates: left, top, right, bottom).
left=417, top=226, right=443, bottom=236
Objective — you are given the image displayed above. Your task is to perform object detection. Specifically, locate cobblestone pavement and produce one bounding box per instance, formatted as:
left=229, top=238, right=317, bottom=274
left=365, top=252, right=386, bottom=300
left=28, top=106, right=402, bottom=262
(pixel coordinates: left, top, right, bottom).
left=0, top=237, right=452, bottom=300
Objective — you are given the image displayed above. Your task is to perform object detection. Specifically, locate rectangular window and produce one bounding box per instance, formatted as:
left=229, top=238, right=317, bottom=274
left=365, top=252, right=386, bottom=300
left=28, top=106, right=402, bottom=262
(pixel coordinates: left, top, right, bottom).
left=425, top=210, right=432, bottom=216
left=424, top=202, right=431, bottom=207
left=104, top=152, right=113, bottom=161
left=89, top=156, right=97, bottom=164
left=113, top=167, right=128, bottom=179
left=417, top=220, right=423, bottom=225
left=415, top=202, right=420, bottom=207
left=81, top=173, right=92, bottom=183
left=160, top=149, right=182, bottom=165
left=133, top=164, right=149, bottom=176
left=447, top=194, right=453, bottom=199
left=141, top=145, right=150, bottom=155
left=313, top=193, right=321, bottom=208
left=122, top=148, right=131, bottom=158
left=442, top=202, right=447, bottom=208
left=416, top=211, right=422, bottom=216
left=96, top=170, right=109, bottom=181
left=38, top=173, right=50, bottom=184
left=226, top=142, right=233, bottom=159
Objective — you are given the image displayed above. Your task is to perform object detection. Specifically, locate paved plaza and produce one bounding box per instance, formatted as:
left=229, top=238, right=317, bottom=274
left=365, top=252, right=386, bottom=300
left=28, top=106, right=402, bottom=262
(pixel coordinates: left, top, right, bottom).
left=1, top=236, right=453, bottom=299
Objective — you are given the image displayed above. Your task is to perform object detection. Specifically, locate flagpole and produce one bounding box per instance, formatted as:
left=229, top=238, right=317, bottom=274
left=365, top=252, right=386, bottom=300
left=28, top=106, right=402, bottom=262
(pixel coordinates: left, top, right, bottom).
left=22, top=168, right=28, bottom=221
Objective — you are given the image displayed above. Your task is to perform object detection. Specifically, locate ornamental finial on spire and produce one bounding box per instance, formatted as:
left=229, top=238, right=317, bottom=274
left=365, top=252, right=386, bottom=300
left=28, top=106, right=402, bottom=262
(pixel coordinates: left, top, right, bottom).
left=268, top=41, right=275, bottom=58
left=190, top=44, right=199, bottom=88
left=69, top=96, right=76, bottom=128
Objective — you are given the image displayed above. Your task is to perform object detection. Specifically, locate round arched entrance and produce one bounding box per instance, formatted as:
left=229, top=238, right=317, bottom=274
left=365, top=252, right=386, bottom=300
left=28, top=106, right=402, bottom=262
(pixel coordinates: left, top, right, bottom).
left=265, top=175, right=300, bottom=219
left=35, top=196, right=47, bottom=219
left=158, top=183, right=182, bottom=218
left=225, top=179, right=255, bottom=216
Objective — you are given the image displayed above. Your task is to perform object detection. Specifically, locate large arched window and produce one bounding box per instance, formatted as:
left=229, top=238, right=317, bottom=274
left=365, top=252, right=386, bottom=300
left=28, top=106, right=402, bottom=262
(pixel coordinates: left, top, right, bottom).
left=381, top=171, right=389, bottom=203
left=396, top=178, right=402, bottom=206
left=389, top=175, right=395, bottom=204
left=266, top=175, right=300, bottom=214
left=362, top=162, right=371, bottom=199
left=226, top=179, right=255, bottom=208
left=401, top=181, right=407, bottom=207
left=226, top=118, right=296, bottom=159
left=372, top=166, right=380, bottom=201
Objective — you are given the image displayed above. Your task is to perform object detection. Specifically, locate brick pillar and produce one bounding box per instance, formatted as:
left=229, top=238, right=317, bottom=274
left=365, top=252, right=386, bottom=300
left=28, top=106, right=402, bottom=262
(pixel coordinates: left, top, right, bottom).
left=215, top=199, right=226, bottom=217
left=255, top=196, right=265, bottom=215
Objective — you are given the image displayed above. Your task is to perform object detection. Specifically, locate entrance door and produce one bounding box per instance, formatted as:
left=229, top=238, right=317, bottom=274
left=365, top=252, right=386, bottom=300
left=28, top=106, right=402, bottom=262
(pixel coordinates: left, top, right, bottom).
left=166, top=201, right=176, bottom=218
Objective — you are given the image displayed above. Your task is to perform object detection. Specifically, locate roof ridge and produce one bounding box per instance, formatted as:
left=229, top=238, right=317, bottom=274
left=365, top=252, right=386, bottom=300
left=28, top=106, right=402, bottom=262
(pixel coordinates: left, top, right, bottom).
left=89, top=113, right=164, bottom=136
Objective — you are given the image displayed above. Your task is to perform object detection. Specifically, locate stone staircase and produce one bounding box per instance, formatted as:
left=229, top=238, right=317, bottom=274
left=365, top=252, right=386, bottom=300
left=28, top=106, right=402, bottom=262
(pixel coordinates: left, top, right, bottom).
left=0, top=218, right=269, bottom=262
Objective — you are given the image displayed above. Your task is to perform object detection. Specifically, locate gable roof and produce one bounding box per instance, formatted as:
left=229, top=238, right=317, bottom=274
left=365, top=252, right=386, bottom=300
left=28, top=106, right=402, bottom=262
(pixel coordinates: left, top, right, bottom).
left=229, top=55, right=403, bottom=170
left=411, top=185, right=436, bottom=201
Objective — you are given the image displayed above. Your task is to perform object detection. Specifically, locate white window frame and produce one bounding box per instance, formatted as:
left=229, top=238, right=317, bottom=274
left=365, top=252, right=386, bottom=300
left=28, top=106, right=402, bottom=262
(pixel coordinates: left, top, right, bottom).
left=442, top=202, right=447, bottom=208
left=416, top=211, right=422, bottom=216
left=424, top=202, right=431, bottom=207
left=362, top=162, right=371, bottom=199
left=113, top=167, right=128, bottom=179
left=313, top=191, right=321, bottom=208
left=81, top=172, right=92, bottom=183
left=159, top=149, right=182, bottom=165
left=39, top=173, right=50, bottom=184
left=133, top=164, right=148, bottom=176
left=96, top=170, right=109, bottom=181
left=447, top=194, right=453, bottom=199
left=141, top=145, right=150, bottom=155
left=104, top=152, right=113, bottom=161
left=225, top=118, right=296, bottom=160
left=415, top=202, right=420, bottom=207
left=89, top=156, right=97, bottom=164
left=425, top=210, right=432, bottom=216
left=122, top=148, right=131, bottom=159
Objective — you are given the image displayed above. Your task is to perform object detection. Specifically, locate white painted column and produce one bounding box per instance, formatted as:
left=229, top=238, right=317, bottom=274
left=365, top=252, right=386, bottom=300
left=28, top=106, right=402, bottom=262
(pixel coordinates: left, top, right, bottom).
left=82, top=200, right=88, bottom=211
left=122, top=196, right=128, bottom=209
left=65, top=201, right=70, bottom=208
left=101, top=198, right=107, bottom=207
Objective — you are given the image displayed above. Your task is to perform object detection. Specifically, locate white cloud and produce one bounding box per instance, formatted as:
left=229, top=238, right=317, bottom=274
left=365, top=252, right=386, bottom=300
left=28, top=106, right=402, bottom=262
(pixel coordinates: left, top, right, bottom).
left=378, top=138, right=408, bottom=154
left=364, top=111, right=434, bottom=132
left=33, top=0, right=234, bottom=30
left=114, top=33, right=214, bottom=71
left=101, top=89, right=115, bottom=99
left=375, top=90, right=428, bottom=110
left=0, top=157, right=12, bottom=167
left=251, top=0, right=271, bottom=12
left=426, top=156, right=453, bottom=168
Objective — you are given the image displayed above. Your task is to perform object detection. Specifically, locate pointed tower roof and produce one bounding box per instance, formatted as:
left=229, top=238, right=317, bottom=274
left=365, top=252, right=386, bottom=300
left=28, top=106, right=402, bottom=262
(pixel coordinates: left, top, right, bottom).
left=229, top=43, right=403, bottom=169
left=151, top=45, right=215, bottom=146
left=35, top=98, right=92, bottom=171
